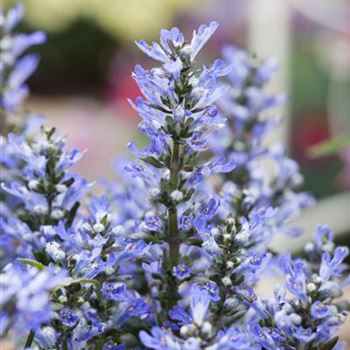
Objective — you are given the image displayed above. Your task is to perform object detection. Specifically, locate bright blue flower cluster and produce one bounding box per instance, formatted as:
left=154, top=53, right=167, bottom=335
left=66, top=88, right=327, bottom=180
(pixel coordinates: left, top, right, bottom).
left=0, top=3, right=45, bottom=116
left=1, top=4, right=349, bottom=350
left=248, top=226, right=349, bottom=350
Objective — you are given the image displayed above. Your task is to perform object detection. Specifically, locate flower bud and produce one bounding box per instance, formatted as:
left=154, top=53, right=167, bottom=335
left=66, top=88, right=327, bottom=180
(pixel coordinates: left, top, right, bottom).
left=170, top=190, right=183, bottom=201
left=93, top=223, right=105, bottom=233
left=162, top=169, right=171, bottom=181
left=34, top=204, right=47, bottom=214
left=180, top=324, right=196, bottom=337
left=307, top=283, right=317, bottom=293
left=56, top=184, right=67, bottom=193
left=28, top=179, right=39, bottom=190
left=52, top=209, right=64, bottom=219
left=224, top=297, right=239, bottom=310
left=200, top=321, right=212, bottom=336
left=223, top=234, right=232, bottom=243
left=58, top=295, right=68, bottom=303
left=226, top=261, right=234, bottom=269
left=45, top=241, right=65, bottom=262
left=211, top=227, right=220, bottom=239
left=180, top=325, right=190, bottom=337
left=149, top=187, right=161, bottom=198
left=290, top=313, right=302, bottom=325
left=304, top=242, right=314, bottom=253
left=221, top=276, right=232, bottom=286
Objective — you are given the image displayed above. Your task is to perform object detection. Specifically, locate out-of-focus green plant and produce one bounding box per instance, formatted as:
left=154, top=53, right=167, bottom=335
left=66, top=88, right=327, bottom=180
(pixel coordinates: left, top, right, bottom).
left=308, top=133, right=350, bottom=158
left=17, top=0, right=199, bottom=40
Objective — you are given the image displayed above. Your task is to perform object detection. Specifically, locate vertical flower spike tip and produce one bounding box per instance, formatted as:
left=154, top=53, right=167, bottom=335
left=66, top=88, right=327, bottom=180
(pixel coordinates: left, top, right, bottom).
left=189, top=21, right=218, bottom=60
left=1, top=4, right=46, bottom=116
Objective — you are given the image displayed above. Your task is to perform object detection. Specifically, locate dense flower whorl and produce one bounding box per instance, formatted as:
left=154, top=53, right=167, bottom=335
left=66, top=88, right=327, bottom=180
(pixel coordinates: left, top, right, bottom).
left=1, top=127, right=89, bottom=266
left=250, top=226, right=349, bottom=350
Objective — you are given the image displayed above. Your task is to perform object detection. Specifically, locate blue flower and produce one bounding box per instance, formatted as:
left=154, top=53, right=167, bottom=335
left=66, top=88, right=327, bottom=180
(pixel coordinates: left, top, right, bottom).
left=71, top=309, right=106, bottom=343
left=35, top=326, right=58, bottom=349
left=169, top=305, right=192, bottom=326
left=251, top=324, right=277, bottom=350
left=173, top=263, right=191, bottom=281
left=310, top=301, right=334, bottom=319
left=195, top=219, right=222, bottom=257
left=142, top=213, right=163, bottom=232
left=188, top=22, right=218, bottom=60
left=198, top=198, right=220, bottom=217
left=200, top=280, right=220, bottom=302
left=139, top=327, right=172, bottom=350
left=83, top=252, right=118, bottom=279
left=2, top=4, right=24, bottom=32
left=292, top=326, right=316, bottom=344
left=190, top=284, right=211, bottom=326
left=102, top=282, right=126, bottom=300
left=320, top=247, right=349, bottom=282
left=1, top=4, right=45, bottom=114
left=279, top=254, right=307, bottom=301
left=315, top=225, right=334, bottom=252
left=59, top=308, right=79, bottom=327
left=135, top=22, right=218, bottom=65
left=179, top=213, right=194, bottom=232
left=114, top=293, right=152, bottom=326
left=0, top=262, right=67, bottom=335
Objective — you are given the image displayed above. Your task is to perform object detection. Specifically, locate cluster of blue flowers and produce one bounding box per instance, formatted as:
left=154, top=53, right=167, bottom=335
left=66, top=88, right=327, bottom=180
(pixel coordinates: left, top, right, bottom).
left=1, top=4, right=349, bottom=350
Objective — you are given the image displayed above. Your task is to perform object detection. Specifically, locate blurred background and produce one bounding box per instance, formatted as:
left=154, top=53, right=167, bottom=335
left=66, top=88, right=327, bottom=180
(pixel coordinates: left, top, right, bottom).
left=6, top=0, right=350, bottom=260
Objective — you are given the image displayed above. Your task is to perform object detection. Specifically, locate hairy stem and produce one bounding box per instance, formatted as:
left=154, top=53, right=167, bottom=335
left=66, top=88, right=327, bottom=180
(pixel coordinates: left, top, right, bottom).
left=168, top=206, right=180, bottom=266
left=167, top=141, right=181, bottom=267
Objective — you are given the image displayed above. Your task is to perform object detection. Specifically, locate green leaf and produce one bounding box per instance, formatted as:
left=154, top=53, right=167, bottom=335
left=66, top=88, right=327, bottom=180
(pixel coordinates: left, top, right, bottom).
left=142, top=156, right=164, bottom=169
left=43, top=126, right=56, bottom=139
left=319, top=336, right=339, bottom=350
left=308, top=134, right=350, bottom=158
left=101, top=214, right=109, bottom=227
left=33, top=250, right=51, bottom=266
left=63, top=177, right=75, bottom=187
left=53, top=277, right=101, bottom=291
left=66, top=201, right=80, bottom=228
left=18, top=258, right=46, bottom=271
left=73, top=278, right=101, bottom=286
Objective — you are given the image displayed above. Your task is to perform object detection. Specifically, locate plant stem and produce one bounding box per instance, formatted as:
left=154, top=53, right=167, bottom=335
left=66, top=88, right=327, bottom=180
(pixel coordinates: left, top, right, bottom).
left=169, top=141, right=180, bottom=190
left=168, top=206, right=180, bottom=266
left=0, top=109, right=6, bottom=136
left=167, top=141, right=181, bottom=267
left=24, top=329, right=35, bottom=349
left=96, top=336, right=104, bottom=350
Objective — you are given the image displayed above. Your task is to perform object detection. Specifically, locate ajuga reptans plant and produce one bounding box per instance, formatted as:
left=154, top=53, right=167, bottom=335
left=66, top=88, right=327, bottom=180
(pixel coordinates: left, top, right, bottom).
left=1, top=4, right=349, bottom=350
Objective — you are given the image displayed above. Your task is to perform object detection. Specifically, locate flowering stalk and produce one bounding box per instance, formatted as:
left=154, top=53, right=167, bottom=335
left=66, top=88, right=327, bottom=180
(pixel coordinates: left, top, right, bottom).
left=1, top=127, right=89, bottom=266
left=0, top=3, right=45, bottom=132
left=250, top=226, right=349, bottom=350
left=125, top=22, right=234, bottom=312
left=194, top=47, right=316, bottom=324
left=168, top=140, right=181, bottom=267
left=215, top=45, right=313, bottom=234
left=1, top=4, right=46, bottom=227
